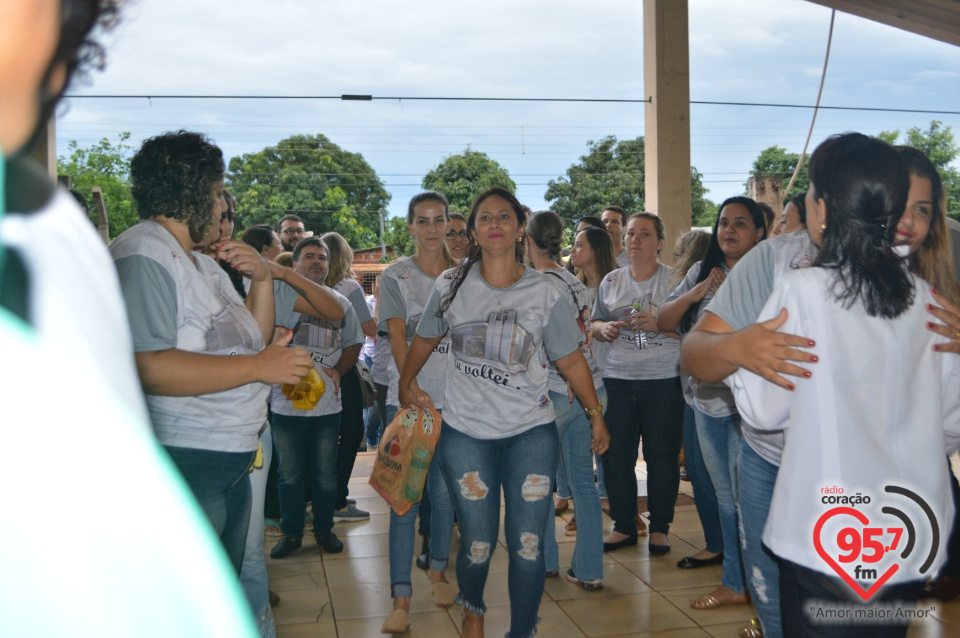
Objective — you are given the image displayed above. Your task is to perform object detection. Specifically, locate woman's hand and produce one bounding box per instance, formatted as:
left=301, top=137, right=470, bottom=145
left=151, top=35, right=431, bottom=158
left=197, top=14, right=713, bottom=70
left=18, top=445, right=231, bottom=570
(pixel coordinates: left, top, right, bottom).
left=594, top=320, right=626, bottom=343
left=927, top=289, right=960, bottom=354
left=322, top=367, right=342, bottom=398
left=590, top=416, right=610, bottom=455
left=399, top=380, right=434, bottom=412
left=254, top=330, right=312, bottom=384
left=630, top=308, right=658, bottom=333
left=218, top=240, right=271, bottom=283
left=733, top=308, right=817, bottom=390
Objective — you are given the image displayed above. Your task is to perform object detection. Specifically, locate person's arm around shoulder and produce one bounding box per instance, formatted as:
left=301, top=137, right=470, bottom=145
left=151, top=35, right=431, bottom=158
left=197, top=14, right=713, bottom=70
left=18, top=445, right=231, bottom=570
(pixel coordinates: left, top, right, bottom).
left=657, top=266, right=721, bottom=333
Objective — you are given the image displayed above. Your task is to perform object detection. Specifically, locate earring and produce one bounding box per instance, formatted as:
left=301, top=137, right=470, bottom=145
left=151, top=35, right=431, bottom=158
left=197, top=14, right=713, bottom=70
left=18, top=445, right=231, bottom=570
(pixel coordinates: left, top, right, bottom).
left=517, top=235, right=524, bottom=243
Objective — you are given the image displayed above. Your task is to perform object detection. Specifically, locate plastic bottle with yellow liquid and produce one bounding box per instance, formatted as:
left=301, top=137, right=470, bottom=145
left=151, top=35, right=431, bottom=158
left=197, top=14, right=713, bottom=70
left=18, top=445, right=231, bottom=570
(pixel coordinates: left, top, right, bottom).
left=281, top=367, right=326, bottom=410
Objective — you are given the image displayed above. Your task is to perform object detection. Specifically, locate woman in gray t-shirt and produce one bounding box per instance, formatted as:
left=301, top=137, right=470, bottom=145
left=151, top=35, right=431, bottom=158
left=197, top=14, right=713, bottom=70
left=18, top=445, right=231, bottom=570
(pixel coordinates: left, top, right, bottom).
left=400, top=188, right=609, bottom=638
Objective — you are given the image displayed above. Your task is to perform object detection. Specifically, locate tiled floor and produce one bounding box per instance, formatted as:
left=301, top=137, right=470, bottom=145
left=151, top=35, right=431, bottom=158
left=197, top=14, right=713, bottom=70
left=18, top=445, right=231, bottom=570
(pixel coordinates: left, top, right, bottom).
left=267, top=453, right=960, bottom=637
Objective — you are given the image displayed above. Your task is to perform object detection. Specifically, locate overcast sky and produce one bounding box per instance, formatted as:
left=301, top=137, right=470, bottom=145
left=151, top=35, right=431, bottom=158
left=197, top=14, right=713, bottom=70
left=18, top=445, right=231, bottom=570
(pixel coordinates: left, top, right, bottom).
left=57, top=0, right=960, bottom=221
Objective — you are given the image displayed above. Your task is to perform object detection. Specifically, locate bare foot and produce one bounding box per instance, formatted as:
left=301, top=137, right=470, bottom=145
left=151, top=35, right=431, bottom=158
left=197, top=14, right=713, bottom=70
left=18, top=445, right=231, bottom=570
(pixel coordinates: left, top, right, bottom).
left=393, top=596, right=411, bottom=612
left=427, top=569, right=449, bottom=585
left=462, top=610, right=484, bottom=638
left=689, top=585, right=749, bottom=609
left=604, top=530, right=633, bottom=544
left=649, top=532, right=669, bottom=547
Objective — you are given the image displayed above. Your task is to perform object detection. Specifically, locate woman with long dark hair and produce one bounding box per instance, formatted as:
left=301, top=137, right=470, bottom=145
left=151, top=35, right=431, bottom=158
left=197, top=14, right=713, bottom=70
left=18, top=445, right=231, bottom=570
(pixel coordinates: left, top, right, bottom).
left=400, top=187, right=608, bottom=638
left=525, top=211, right=610, bottom=590
left=658, top=197, right=766, bottom=609
left=731, top=133, right=960, bottom=636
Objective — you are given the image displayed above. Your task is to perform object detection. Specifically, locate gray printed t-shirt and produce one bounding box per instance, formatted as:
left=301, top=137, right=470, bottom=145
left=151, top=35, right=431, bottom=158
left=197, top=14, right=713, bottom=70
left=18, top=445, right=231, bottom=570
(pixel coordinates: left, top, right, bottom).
left=111, top=221, right=268, bottom=453
left=543, top=268, right=603, bottom=394
left=270, top=290, right=365, bottom=417
left=416, top=266, right=581, bottom=439
left=274, top=279, right=301, bottom=329
left=379, top=257, right=450, bottom=409
left=664, top=261, right=736, bottom=417
left=335, top=278, right=373, bottom=324
left=706, top=230, right=818, bottom=465
left=594, top=264, right=680, bottom=380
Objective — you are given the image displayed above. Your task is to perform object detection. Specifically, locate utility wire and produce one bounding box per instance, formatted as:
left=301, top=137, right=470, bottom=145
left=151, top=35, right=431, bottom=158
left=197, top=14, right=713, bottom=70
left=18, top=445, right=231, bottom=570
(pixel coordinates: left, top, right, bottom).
left=60, top=93, right=960, bottom=116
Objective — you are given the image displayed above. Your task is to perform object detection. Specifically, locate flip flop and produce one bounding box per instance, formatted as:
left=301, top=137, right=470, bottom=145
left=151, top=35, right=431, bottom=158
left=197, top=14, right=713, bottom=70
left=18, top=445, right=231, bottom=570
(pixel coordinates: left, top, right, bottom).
left=381, top=608, right=410, bottom=634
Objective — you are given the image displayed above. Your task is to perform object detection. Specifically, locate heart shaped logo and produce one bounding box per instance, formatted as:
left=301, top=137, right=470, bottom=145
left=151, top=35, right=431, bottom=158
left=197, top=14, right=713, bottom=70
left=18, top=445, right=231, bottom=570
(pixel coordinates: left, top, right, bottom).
left=813, top=507, right=899, bottom=601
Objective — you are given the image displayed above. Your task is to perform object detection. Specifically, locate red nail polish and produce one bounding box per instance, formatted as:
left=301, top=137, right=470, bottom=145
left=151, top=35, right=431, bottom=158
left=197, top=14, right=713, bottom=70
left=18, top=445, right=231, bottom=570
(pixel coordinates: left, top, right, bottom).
left=803, top=371, right=812, bottom=378
left=927, top=304, right=935, bottom=311
left=933, top=289, right=940, bottom=296
left=934, top=345, right=942, bottom=351
left=787, top=383, right=795, bottom=391
left=809, top=355, right=819, bottom=363
left=808, top=340, right=815, bottom=347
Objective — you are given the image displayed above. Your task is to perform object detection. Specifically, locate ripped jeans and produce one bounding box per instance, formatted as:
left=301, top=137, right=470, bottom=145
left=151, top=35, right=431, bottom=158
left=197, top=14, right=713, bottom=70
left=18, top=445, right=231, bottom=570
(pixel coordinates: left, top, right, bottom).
left=439, top=421, right=559, bottom=638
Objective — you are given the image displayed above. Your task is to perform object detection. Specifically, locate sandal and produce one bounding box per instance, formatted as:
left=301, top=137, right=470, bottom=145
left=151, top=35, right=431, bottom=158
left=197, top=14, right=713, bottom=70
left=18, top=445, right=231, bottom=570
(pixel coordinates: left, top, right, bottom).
left=564, top=515, right=577, bottom=536
left=381, top=608, right=410, bottom=634
left=739, top=617, right=763, bottom=638
left=689, top=589, right=749, bottom=610
left=431, top=581, right=457, bottom=608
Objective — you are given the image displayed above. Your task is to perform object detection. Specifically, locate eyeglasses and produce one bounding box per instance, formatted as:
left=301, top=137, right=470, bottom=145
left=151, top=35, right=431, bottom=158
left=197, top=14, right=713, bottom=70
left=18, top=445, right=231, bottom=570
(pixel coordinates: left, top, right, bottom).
left=281, top=228, right=305, bottom=236
left=446, top=230, right=468, bottom=239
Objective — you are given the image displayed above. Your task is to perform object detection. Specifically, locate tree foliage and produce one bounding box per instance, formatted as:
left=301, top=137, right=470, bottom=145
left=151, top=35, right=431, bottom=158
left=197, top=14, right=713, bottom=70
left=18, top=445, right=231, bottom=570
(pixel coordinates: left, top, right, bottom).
left=227, top=134, right=391, bottom=248
left=749, top=145, right=809, bottom=200
left=421, top=148, right=516, bottom=213
left=545, top=135, right=712, bottom=227
left=880, top=121, right=960, bottom=220
left=57, top=132, right=137, bottom=239
left=381, top=215, right=416, bottom=258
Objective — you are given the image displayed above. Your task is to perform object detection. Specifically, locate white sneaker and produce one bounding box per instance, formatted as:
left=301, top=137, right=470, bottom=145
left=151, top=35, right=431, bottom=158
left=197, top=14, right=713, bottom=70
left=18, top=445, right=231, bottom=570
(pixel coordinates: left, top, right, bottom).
left=333, top=503, right=370, bottom=522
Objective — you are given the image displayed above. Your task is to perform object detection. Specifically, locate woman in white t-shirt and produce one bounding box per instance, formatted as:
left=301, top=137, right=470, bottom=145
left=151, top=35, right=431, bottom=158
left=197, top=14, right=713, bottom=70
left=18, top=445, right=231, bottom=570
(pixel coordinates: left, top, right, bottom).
left=378, top=192, right=458, bottom=633
left=400, top=188, right=609, bottom=638
left=592, top=213, right=683, bottom=556
left=730, top=133, right=960, bottom=635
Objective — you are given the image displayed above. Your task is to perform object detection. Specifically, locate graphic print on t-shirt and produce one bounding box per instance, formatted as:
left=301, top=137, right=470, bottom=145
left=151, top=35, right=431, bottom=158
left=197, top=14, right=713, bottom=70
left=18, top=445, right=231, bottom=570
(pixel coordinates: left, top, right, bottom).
left=292, top=314, right=343, bottom=368
left=450, top=309, right=534, bottom=384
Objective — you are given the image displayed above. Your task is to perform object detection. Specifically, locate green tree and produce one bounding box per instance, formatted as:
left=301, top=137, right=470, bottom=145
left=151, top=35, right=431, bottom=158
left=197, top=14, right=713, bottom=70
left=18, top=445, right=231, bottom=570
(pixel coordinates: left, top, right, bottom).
left=227, top=134, right=390, bottom=248
left=57, top=132, right=137, bottom=239
left=880, top=121, right=960, bottom=220
left=749, top=145, right=809, bottom=199
left=545, top=135, right=711, bottom=226
left=381, top=215, right=416, bottom=258
left=421, top=148, right=516, bottom=213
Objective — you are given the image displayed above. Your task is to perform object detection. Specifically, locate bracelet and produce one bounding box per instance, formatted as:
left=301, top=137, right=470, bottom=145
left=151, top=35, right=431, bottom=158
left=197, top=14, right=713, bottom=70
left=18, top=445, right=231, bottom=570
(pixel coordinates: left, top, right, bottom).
left=584, top=402, right=604, bottom=417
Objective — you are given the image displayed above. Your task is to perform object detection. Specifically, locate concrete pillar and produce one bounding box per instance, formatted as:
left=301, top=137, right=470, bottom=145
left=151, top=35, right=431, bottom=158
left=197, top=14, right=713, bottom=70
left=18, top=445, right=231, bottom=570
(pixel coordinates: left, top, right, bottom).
left=747, top=175, right=783, bottom=217
left=644, top=0, right=691, bottom=263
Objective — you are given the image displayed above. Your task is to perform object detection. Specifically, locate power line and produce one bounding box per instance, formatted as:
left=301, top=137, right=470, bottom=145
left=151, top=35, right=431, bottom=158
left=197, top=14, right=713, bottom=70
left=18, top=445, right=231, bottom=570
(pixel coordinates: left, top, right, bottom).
left=59, top=92, right=960, bottom=116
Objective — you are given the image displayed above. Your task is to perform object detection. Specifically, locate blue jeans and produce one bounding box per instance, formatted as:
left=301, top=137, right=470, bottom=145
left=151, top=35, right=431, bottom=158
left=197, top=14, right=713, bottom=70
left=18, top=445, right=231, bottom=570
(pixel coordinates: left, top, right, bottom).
left=738, top=437, right=782, bottom=638
left=164, top=445, right=255, bottom=574
left=272, top=412, right=340, bottom=539
left=385, top=406, right=455, bottom=599
left=694, top=407, right=745, bottom=593
left=545, top=387, right=606, bottom=582
left=601, top=377, right=684, bottom=536
left=440, top=422, right=559, bottom=638
left=557, top=452, right=607, bottom=500
left=240, top=422, right=276, bottom=637
left=683, top=403, right=723, bottom=554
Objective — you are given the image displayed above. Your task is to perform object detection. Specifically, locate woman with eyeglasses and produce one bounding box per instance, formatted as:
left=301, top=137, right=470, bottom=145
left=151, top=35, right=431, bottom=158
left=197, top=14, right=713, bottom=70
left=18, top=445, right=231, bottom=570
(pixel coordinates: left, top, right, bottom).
left=445, top=212, right=469, bottom=262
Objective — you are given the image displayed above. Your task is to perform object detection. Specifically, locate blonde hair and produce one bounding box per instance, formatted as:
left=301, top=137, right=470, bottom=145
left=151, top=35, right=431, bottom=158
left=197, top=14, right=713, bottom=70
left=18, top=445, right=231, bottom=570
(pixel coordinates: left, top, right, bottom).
left=671, top=230, right=711, bottom=288
left=275, top=251, right=294, bottom=268
left=319, top=232, right=355, bottom=288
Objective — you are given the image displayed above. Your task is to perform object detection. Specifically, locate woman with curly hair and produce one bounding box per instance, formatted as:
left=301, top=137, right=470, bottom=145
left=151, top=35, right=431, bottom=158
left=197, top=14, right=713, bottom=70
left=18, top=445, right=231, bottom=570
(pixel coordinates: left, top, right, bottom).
left=110, top=130, right=312, bottom=573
